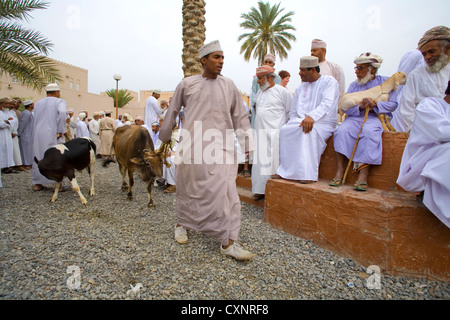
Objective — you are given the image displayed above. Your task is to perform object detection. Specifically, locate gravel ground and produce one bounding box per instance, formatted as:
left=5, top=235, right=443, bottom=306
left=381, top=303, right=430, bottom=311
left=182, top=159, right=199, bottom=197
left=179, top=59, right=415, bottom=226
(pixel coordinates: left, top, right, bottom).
left=0, top=160, right=449, bottom=301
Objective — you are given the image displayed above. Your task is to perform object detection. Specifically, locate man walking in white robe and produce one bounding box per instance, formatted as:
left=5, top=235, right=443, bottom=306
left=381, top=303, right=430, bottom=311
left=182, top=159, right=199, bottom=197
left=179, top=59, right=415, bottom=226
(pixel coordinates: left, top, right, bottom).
left=251, top=65, right=292, bottom=200
left=159, top=40, right=255, bottom=261
left=67, top=108, right=77, bottom=138
left=0, top=98, right=15, bottom=176
left=76, top=113, right=90, bottom=138
left=277, top=56, right=339, bottom=183
left=89, top=112, right=101, bottom=155
left=0, top=100, right=22, bottom=172
left=393, top=26, right=450, bottom=132
left=144, top=90, right=162, bottom=128
left=397, top=82, right=450, bottom=228
left=18, top=100, right=35, bottom=168
left=31, top=84, right=68, bottom=191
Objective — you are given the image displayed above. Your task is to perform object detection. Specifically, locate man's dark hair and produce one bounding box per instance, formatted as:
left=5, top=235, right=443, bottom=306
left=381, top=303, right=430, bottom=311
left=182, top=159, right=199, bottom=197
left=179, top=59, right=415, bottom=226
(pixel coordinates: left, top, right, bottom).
left=307, top=66, right=321, bottom=73
left=446, top=81, right=450, bottom=95
left=200, top=54, right=210, bottom=66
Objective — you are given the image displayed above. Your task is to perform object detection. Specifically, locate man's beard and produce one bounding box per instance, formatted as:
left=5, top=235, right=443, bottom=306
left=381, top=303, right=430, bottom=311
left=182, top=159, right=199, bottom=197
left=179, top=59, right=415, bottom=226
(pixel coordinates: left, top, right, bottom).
left=259, top=80, right=270, bottom=91
left=356, top=72, right=375, bottom=85
left=426, top=53, right=449, bottom=73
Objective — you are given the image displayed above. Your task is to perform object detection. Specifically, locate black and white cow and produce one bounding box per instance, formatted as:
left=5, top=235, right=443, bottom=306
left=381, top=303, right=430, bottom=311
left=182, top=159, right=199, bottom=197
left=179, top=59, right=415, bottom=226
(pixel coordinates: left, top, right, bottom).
left=34, top=138, right=97, bottom=205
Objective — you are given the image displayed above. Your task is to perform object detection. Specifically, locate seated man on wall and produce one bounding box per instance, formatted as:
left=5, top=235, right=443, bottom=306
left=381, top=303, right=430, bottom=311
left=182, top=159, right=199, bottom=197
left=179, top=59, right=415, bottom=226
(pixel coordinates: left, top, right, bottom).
left=276, top=56, right=339, bottom=184
left=397, top=81, right=450, bottom=228
left=330, top=53, right=400, bottom=191
left=392, top=26, right=449, bottom=133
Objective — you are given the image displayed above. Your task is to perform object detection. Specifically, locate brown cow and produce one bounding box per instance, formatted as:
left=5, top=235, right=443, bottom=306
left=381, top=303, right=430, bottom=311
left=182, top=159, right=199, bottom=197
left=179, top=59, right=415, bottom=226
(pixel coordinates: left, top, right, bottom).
left=103, top=125, right=165, bottom=208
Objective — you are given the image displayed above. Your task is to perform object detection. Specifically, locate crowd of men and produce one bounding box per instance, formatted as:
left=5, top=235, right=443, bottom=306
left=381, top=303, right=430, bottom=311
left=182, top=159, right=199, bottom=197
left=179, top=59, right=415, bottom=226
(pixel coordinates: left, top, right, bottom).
left=0, top=84, right=177, bottom=194
left=1, top=25, right=448, bottom=260
left=247, top=25, right=449, bottom=229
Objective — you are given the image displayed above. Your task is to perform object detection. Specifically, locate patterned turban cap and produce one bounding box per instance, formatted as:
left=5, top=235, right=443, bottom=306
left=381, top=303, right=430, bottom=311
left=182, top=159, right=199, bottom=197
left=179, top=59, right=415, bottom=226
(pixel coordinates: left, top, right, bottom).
left=354, top=52, right=383, bottom=69
left=418, top=26, right=450, bottom=49
left=256, top=65, right=275, bottom=76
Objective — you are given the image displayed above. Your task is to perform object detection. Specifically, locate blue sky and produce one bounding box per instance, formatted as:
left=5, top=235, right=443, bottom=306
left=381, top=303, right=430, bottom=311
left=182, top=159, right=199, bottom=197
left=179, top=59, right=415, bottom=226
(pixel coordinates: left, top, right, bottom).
left=22, top=0, right=450, bottom=98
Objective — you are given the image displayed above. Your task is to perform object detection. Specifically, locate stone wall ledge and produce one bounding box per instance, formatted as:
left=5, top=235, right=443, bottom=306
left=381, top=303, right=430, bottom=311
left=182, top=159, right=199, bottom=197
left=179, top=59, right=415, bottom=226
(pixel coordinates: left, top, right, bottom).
left=264, top=179, right=450, bottom=281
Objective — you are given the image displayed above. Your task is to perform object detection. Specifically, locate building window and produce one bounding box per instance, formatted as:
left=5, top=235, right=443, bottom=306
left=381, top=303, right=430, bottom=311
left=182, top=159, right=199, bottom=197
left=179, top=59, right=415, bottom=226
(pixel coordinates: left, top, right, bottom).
left=76, top=81, right=80, bottom=91
left=70, top=81, right=74, bottom=90
left=11, top=73, right=18, bottom=83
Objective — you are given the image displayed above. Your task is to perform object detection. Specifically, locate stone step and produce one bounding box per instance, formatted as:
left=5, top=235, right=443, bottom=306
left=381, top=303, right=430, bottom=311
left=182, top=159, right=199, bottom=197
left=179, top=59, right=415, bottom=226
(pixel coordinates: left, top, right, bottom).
left=264, top=178, right=450, bottom=281
left=237, top=186, right=265, bottom=209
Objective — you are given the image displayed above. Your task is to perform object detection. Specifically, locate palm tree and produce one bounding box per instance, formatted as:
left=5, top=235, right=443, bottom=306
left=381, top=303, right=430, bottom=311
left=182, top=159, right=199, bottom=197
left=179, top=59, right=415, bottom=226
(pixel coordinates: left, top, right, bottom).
left=182, top=0, right=206, bottom=78
left=238, top=1, right=296, bottom=65
left=104, top=89, right=134, bottom=108
left=0, top=0, right=62, bottom=91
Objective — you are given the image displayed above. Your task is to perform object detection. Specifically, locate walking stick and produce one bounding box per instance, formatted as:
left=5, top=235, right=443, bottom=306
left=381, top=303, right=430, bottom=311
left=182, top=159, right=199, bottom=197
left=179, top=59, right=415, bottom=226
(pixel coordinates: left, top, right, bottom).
left=342, top=107, right=370, bottom=185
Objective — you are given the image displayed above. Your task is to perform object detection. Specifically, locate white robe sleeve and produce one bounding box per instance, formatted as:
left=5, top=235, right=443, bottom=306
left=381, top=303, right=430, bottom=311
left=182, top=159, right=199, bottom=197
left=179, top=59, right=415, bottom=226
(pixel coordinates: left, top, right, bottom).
left=414, top=100, right=450, bottom=143
left=398, top=71, right=420, bottom=132
left=306, top=78, right=339, bottom=122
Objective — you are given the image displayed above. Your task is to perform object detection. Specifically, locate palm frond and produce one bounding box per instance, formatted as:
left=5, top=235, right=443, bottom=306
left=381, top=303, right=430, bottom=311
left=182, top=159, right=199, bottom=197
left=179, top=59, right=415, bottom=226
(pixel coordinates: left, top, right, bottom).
left=0, top=0, right=49, bottom=21
left=104, top=89, right=134, bottom=108
left=0, top=0, right=60, bottom=91
left=238, top=1, right=297, bottom=63
left=0, top=52, right=62, bottom=91
left=0, top=21, right=53, bottom=55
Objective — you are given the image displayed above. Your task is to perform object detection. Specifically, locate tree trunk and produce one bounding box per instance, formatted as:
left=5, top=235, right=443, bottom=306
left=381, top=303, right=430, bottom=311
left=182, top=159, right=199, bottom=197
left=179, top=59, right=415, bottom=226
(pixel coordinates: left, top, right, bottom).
left=182, top=0, right=206, bottom=78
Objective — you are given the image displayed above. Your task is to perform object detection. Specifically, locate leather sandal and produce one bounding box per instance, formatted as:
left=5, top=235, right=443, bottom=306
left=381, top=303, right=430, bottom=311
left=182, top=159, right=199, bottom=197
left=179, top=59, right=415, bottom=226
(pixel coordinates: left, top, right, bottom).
left=252, top=194, right=265, bottom=201
left=354, top=181, right=369, bottom=192
left=242, top=170, right=251, bottom=178
left=329, top=178, right=343, bottom=187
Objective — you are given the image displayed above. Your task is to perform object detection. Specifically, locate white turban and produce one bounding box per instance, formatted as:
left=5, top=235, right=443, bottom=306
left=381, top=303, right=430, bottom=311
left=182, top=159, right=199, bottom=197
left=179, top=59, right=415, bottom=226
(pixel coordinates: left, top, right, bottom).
left=311, top=39, right=327, bottom=49
left=45, top=83, right=60, bottom=92
left=78, top=112, right=86, bottom=120
left=23, top=100, right=33, bottom=107
left=199, top=40, right=223, bottom=59
left=354, top=52, right=383, bottom=69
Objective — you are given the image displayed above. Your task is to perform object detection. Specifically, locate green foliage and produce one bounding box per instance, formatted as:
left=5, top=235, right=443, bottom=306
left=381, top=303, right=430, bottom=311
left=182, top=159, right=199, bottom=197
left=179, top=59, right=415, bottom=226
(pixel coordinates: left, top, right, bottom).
left=238, top=1, right=296, bottom=65
left=104, top=89, right=134, bottom=108
left=0, top=0, right=62, bottom=92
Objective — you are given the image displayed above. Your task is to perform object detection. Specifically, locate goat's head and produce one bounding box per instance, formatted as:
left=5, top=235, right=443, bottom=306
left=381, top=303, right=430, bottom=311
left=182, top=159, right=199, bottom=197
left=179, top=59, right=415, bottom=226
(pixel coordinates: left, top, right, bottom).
left=394, top=72, right=407, bottom=89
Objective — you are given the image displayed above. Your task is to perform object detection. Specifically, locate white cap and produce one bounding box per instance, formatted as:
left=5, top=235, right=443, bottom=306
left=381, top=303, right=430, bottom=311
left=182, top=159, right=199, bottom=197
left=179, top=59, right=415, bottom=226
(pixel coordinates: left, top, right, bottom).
left=45, top=83, right=60, bottom=92
left=311, top=39, right=327, bottom=49
left=300, top=56, right=320, bottom=68
left=199, top=40, right=223, bottom=59
left=23, top=100, right=33, bottom=106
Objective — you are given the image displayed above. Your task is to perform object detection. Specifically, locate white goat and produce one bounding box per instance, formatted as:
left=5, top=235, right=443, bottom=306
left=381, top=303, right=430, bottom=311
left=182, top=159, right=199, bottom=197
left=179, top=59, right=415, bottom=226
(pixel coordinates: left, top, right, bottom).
left=339, top=72, right=407, bottom=132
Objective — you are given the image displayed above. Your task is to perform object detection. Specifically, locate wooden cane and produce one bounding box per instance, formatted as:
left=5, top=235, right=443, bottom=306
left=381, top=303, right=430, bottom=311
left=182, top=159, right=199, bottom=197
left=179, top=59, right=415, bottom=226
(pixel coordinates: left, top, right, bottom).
left=342, top=106, right=370, bottom=185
